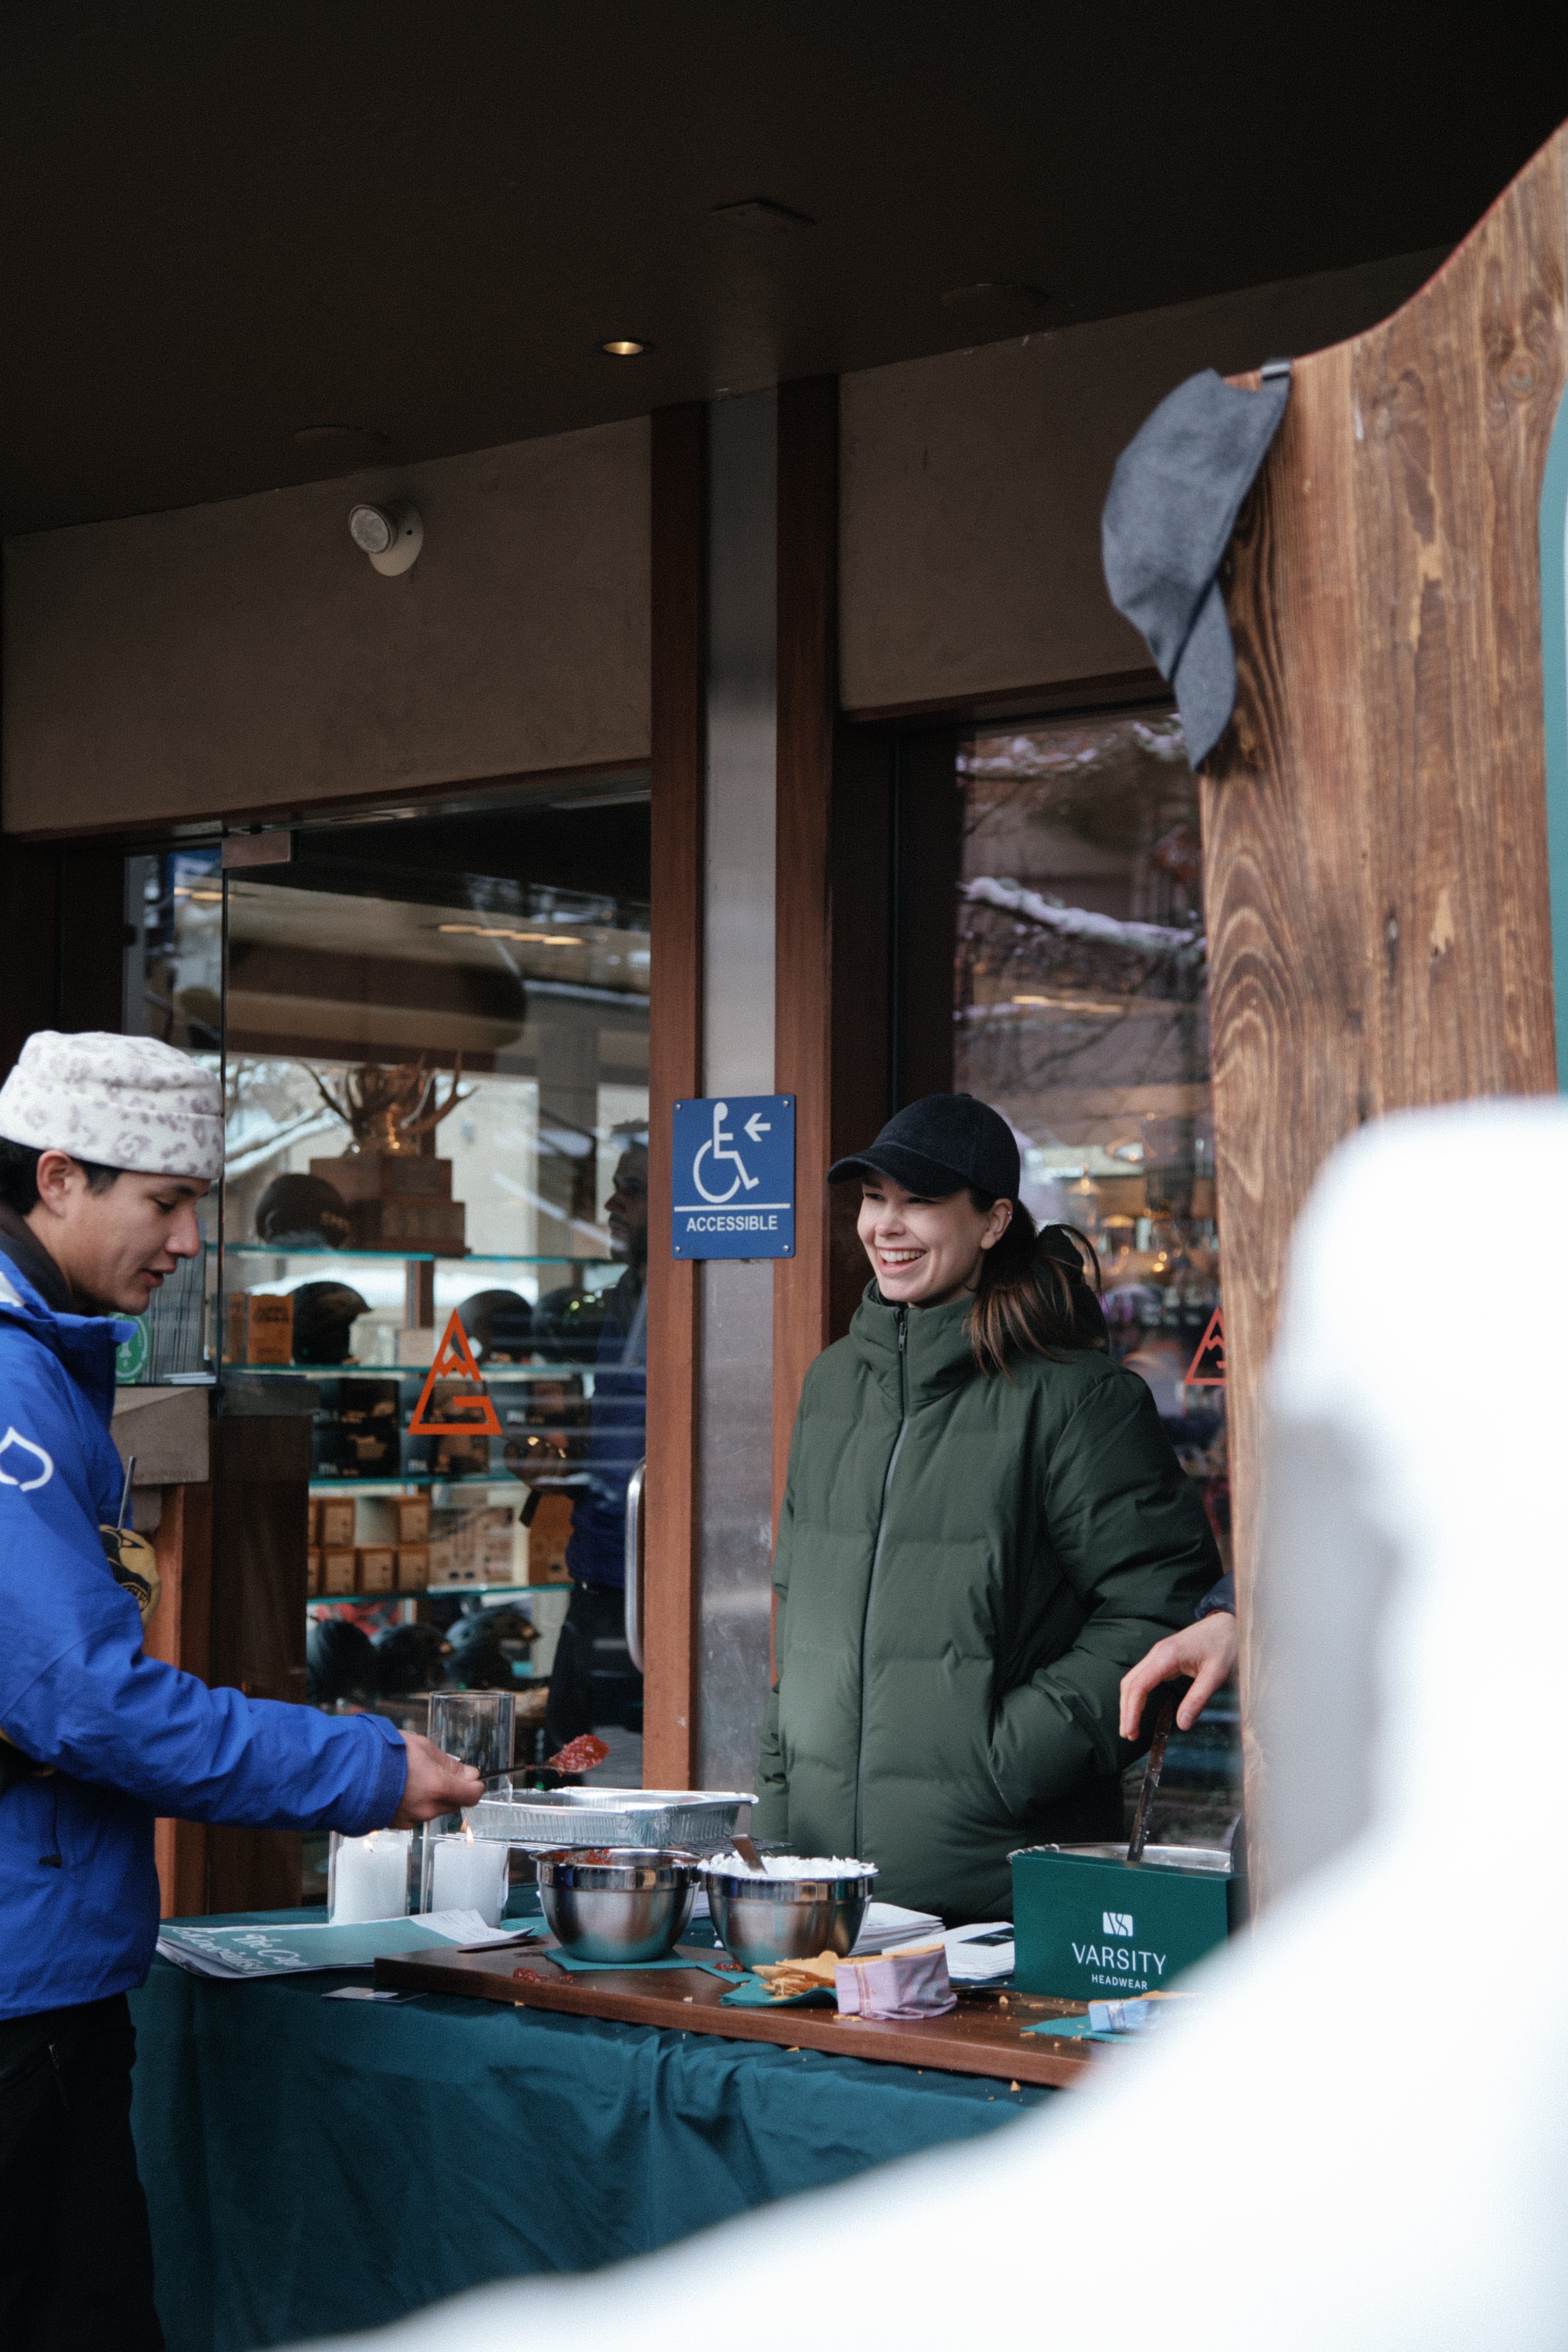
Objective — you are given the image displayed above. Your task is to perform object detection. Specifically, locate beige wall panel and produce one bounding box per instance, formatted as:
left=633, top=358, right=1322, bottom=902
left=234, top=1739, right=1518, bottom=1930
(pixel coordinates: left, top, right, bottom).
left=3, top=416, right=650, bottom=835
left=840, top=254, right=1445, bottom=715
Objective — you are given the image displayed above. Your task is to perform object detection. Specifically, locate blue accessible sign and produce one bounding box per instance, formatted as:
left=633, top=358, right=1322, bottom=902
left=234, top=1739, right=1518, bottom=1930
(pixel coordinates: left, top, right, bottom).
left=671, top=1095, right=795, bottom=1259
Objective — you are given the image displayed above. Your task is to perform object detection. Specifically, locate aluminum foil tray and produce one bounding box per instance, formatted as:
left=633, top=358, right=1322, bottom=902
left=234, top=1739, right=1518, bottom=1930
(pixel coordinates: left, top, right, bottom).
left=466, top=1785, right=757, bottom=1850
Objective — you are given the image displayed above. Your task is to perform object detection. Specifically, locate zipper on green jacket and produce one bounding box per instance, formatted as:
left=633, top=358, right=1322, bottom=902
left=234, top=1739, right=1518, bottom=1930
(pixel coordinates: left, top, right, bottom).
left=854, top=1307, right=908, bottom=1855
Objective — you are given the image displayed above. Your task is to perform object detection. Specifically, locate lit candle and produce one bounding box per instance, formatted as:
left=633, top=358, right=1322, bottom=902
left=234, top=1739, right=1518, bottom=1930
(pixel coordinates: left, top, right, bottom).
left=330, top=1830, right=410, bottom=1924
left=430, top=1826, right=508, bottom=1926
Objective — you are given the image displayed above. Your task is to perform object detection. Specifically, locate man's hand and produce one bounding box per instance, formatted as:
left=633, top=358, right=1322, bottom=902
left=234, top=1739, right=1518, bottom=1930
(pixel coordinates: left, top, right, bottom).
left=1119, top=1611, right=1239, bottom=1742
left=388, top=1731, right=486, bottom=1827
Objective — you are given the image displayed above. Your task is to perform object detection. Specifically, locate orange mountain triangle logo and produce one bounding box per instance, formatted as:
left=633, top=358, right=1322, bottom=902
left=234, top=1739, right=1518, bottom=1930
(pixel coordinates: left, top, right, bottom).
left=1183, top=1307, right=1225, bottom=1388
left=405, top=1309, right=503, bottom=1437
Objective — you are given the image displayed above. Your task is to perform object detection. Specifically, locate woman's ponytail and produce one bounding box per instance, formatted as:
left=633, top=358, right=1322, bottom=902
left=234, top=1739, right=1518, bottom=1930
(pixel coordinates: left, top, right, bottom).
left=967, top=1203, right=1107, bottom=1379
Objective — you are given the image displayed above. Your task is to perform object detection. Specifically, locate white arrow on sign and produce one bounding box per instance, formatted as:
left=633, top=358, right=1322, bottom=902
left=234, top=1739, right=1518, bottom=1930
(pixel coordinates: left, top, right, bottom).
left=744, top=1112, right=771, bottom=1143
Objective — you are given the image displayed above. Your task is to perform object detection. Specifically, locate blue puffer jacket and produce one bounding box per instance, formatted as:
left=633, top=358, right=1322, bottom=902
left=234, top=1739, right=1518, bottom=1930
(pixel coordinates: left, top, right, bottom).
left=0, top=1250, right=407, bottom=2020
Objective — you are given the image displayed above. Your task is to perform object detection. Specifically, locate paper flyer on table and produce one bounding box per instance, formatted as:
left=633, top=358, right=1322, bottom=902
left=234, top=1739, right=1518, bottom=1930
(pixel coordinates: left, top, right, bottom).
left=156, top=1910, right=518, bottom=1980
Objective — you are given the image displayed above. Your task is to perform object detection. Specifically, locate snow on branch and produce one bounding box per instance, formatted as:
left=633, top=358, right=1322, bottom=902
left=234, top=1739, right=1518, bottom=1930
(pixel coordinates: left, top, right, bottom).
left=961, top=877, right=1205, bottom=960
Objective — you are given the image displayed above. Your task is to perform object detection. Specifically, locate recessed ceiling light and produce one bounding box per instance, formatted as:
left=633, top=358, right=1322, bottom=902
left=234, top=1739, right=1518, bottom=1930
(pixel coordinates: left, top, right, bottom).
left=712, top=198, right=816, bottom=234
left=601, top=339, right=648, bottom=357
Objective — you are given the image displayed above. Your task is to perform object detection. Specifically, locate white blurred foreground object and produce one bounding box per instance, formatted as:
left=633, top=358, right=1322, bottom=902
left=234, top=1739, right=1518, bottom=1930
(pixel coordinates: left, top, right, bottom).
left=307, top=1103, right=1568, bottom=2349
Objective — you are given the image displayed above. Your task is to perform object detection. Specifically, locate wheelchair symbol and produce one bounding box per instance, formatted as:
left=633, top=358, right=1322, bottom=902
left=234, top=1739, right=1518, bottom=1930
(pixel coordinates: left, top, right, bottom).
left=691, top=1101, right=762, bottom=1204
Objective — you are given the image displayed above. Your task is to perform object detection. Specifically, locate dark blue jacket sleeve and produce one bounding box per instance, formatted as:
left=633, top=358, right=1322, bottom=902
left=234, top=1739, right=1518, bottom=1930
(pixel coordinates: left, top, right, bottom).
left=0, top=1359, right=406, bottom=1834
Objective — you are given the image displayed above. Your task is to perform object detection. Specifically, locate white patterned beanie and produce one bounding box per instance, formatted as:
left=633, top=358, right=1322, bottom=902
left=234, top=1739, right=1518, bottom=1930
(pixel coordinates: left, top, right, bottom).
left=0, top=1031, right=224, bottom=1179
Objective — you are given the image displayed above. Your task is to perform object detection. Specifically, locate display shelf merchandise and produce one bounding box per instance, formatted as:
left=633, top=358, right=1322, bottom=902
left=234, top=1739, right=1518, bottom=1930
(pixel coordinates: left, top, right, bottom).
left=226, top=1361, right=590, bottom=1381
left=224, top=1244, right=599, bottom=1267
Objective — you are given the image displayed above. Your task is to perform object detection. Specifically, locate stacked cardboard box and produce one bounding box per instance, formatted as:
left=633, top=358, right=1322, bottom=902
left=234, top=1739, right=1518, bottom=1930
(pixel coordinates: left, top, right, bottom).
left=313, top=1497, right=356, bottom=1548
left=309, top=1153, right=467, bottom=1256
left=394, top=1547, right=430, bottom=1592
left=356, top=1546, right=396, bottom=1595
left=427, top=1503, right=519, bottom=1587
left=320, top=1549, right=357, bottom=1595
left=226, top=1292, right=293, bottom=1365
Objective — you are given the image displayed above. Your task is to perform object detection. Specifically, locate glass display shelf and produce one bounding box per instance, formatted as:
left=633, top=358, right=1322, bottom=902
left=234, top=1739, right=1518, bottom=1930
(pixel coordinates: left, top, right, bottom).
left=223, top=1244, right=603, bottom=1266
left=306, top=1584, right=552, bottom=1607
left=306, top=1476, right=587, bottom=1494
left=225, top=1360, right=597, bottom=1380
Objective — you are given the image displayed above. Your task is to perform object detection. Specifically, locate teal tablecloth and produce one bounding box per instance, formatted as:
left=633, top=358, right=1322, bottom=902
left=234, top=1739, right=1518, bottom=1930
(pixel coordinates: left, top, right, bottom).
left=129, top=1908, right=1050, bottom=2350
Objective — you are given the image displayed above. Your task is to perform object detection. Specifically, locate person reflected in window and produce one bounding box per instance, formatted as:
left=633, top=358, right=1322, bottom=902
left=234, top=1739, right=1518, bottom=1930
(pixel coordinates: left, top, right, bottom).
left=542, top=1132, right=647, bottom=1754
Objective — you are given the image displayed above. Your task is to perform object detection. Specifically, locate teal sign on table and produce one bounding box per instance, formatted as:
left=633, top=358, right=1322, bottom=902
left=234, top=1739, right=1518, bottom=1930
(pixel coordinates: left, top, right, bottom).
left=671, top=1094, right=795, bottom=1258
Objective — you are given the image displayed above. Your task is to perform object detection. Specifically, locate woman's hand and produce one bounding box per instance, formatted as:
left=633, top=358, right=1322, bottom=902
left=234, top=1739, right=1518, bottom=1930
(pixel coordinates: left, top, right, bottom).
left=389, top=1731, right=485, bottom=1826
left=1119, top=1610, right=1239, bottom=1740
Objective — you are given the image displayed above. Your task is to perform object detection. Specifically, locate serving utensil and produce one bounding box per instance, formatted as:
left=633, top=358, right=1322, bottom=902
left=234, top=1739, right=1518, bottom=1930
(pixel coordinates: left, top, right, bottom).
left=1127, top=1690, right=1177, bottom=1864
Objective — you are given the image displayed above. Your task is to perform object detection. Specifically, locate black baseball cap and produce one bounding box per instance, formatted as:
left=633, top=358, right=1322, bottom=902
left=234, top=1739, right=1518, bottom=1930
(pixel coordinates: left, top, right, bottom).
left=827, top=1094, right=1021, bottom=1202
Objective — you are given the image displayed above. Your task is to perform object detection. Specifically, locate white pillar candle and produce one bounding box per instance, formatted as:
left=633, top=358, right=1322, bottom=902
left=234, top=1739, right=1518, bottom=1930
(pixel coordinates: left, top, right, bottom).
left=330, top=1831, right=410, bottom=1924
left=430, top=1831, right=508, bottom=1927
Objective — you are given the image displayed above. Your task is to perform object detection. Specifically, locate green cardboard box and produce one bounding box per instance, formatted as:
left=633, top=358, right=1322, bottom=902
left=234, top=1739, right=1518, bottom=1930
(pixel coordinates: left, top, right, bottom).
left=1011, top=1843, right=1247, bottom=2000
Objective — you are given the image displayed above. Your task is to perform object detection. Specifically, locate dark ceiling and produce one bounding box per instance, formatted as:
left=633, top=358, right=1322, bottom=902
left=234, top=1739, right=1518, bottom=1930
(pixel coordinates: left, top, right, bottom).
left=2, top=3, right=1565, bottom=536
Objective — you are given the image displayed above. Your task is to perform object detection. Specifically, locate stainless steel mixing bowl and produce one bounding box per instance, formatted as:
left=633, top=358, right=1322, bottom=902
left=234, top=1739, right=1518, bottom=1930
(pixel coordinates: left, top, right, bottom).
left=703, top=1865, right=876, bottom=1970
left=536, top=1849, right=699, bottom=1963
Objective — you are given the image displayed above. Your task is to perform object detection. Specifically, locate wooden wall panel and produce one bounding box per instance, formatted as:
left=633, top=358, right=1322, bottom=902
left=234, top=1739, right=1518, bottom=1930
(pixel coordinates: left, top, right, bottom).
left=642, top=405, right=706, bottom=1788
left=1204, top=129, right=1564, bottom=1892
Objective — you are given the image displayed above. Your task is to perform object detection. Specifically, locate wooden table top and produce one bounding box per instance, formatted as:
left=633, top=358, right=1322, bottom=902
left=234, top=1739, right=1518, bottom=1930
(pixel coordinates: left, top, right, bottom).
left=374, top=1943, right=1095, bottom=2089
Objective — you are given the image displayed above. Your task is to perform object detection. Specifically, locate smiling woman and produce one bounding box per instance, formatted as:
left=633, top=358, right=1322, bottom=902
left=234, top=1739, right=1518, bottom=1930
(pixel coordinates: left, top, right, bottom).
left=753, top=1089, right=1222, bottom=1922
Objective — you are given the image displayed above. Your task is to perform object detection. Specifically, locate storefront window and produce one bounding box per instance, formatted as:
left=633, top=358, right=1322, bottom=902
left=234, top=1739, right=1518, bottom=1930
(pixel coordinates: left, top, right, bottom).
left=121, top=795, right=651, bottom=1899
left=904, top=709, right=1238, bottom=1842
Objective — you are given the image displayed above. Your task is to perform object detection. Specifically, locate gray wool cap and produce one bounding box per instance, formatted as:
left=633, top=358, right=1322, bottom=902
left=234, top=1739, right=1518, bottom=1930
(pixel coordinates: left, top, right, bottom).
left=1102, top=364, right=1291, bottom=767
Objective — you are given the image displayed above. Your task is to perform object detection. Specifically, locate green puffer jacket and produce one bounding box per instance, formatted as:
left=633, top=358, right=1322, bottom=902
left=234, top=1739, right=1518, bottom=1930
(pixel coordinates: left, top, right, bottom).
left=753, top=1284, right=1221, bottom=1920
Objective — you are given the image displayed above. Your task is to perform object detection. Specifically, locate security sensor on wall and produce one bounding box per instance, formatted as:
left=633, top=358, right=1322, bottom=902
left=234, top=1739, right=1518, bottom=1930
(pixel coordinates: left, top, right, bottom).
left=348, top=499, right=423, bottom=575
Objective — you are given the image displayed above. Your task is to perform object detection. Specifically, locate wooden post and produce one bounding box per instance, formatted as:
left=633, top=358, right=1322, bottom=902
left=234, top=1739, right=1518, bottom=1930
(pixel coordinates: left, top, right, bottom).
left=642, top=404, right=706, bottom=1788
left=773, top=378, right=840, bottom=1523
left=1205, top=126, right=1564, bottom=1900
left=145, top=1481, right=214, bottom=1918
left=206, top=1411, right=313, bottom=1912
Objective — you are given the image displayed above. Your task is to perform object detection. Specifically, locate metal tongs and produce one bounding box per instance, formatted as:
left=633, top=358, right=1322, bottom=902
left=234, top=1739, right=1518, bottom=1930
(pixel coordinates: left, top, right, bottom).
left=1126, top=1689, right=1177, bottom=1865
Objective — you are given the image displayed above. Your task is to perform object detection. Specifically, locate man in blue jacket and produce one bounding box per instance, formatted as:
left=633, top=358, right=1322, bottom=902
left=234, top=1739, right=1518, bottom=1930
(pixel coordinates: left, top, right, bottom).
left=0, top=1031, right=483, bottom=2350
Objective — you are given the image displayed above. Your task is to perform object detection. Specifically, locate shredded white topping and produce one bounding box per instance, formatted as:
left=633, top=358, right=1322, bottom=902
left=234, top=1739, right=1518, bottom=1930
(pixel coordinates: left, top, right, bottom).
left=704, top=1853, right=877, bottom=1880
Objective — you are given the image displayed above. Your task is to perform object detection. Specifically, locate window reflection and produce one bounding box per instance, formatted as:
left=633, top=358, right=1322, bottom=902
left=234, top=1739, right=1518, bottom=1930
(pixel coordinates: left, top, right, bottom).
left=951, top=710, right=1236, bottom=1844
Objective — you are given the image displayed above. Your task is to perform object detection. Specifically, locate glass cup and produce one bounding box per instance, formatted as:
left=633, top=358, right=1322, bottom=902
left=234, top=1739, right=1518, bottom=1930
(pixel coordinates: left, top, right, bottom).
left=427, top=1690, right=516, bottom=1782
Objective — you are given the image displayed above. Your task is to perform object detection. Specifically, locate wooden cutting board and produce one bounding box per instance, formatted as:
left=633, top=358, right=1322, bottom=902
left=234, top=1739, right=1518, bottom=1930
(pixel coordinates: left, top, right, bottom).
left=374, top=1943, right=1095, bottom=2089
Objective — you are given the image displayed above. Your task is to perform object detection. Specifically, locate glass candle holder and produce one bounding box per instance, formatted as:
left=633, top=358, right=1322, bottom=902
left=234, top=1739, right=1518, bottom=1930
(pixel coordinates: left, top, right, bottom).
left=328, top=1828, right=412, bottom=1924
left=428, top=1690, right=515, bottom=1780
left=419, top=1830, right=508, bottom=1927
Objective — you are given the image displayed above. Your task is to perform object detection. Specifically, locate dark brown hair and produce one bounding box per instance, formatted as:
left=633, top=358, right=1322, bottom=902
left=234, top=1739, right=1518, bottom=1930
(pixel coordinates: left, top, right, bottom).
left=966, top=1198, right=1107, bottom=1378
left=0, top=1138, right=119, bottom=1216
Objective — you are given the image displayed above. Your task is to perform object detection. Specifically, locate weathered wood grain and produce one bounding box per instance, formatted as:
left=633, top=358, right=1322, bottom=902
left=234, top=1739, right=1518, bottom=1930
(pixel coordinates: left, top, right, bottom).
left=1205, top=128, right=1566, bottom=1896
